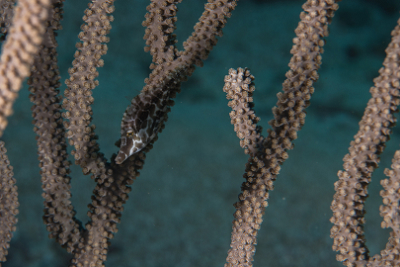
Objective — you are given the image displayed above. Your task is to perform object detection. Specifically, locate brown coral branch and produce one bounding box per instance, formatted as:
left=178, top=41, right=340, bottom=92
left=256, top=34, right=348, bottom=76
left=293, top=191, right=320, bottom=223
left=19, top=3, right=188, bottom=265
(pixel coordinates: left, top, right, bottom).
left=28, top=0, right=82, bottom=253
left=224, top=1, right=339, bottom=266
left=0, top=0, right=53, bottom=137
left=330, top=16, right=400, bottom=267
left=0, top=141, right=18, bottom=264
left=63, top=0, right=115, bottom=179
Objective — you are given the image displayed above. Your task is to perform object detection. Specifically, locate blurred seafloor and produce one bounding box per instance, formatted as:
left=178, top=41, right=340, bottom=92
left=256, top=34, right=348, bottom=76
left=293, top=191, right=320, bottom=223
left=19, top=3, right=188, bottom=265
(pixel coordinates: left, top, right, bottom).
left=3, top=0, right=400, bottom=266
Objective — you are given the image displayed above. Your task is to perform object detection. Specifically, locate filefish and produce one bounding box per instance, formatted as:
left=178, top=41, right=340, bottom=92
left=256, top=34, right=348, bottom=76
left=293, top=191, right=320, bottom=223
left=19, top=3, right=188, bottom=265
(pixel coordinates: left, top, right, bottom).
left=115, top=89, right=169, bottom=164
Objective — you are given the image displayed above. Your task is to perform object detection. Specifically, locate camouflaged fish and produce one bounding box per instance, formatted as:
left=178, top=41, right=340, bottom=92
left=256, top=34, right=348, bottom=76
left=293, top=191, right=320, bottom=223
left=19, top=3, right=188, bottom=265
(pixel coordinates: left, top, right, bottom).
left=115, top=88, right=170, bottom=164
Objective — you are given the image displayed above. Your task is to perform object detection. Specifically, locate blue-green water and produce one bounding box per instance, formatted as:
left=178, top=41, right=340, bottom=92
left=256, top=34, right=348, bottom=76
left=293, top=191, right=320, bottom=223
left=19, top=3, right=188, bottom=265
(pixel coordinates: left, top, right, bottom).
left=3, top=0, right=400, bottom=266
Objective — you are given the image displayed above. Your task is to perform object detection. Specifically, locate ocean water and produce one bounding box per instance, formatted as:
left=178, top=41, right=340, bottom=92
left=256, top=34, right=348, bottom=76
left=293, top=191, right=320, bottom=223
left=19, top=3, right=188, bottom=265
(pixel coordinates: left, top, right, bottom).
left=3, top=0, right=400, bottom=266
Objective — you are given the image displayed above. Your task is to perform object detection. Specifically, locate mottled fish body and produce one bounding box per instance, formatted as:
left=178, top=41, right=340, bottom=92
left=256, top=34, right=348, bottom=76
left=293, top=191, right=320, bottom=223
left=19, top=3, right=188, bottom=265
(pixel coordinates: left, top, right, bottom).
left=115, top=88, right=169, bottom=164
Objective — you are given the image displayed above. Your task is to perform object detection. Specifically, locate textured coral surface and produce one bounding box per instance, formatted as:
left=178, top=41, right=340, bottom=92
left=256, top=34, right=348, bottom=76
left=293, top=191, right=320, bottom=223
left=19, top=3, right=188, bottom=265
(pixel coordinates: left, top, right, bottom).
left=3, top=0, right=400, bottom=266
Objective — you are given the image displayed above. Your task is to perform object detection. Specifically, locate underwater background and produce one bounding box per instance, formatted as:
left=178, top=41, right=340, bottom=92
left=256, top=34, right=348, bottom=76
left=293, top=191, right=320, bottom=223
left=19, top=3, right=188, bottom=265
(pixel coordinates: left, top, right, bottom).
left=3, top=0, right=400, bottom=266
